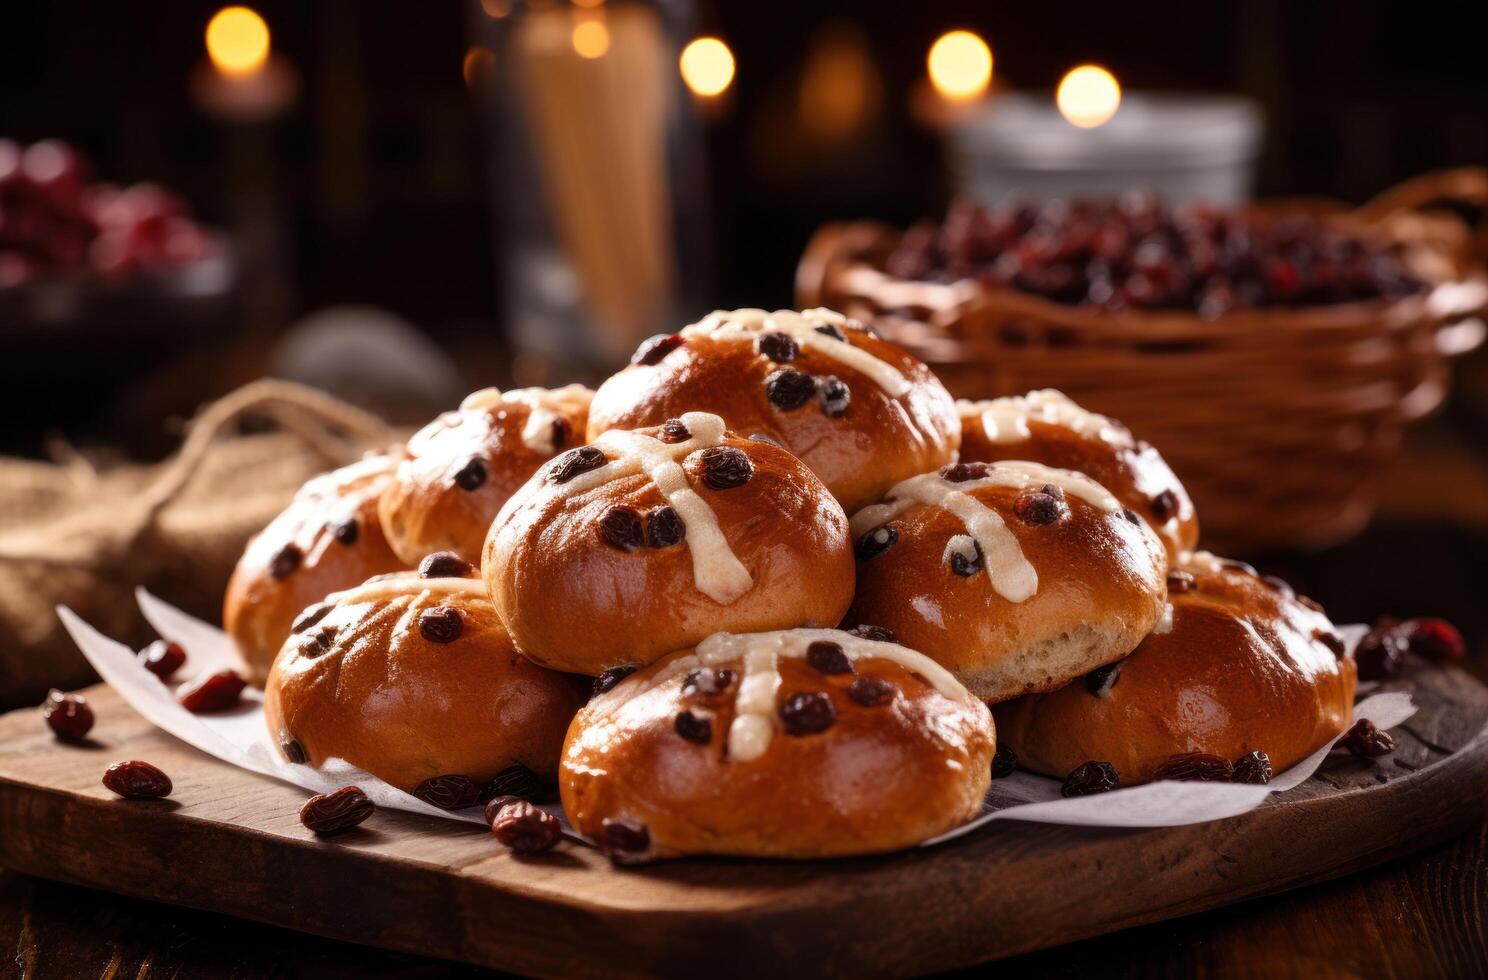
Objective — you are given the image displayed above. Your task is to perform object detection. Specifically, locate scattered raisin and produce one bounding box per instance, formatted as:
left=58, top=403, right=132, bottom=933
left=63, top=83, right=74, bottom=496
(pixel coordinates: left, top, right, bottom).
left=102, top=760, right=172, bottom=800
left=1150, top=489, right=1179, bottom=522
left=682, top=667, right=735, bottom=697
left=940, top=461, right=990, bottom=483
left=813, top=323, right=848, bottom=341
left=593, top=663, right=639, bottom=697
left=756, top=331, right=799, bottom=363
left=1166, top=570, right=1197, bottom=594
left=454, top=457, right=488, bottom=491
left=855, top=526, right=898, bottom=560
left=550, top=446, right=607, bottom=483
left=817, top=376, right=851, bottom=417
left=631, top=333, right=683, bottom=366
left=1313, top=629, right=1346, bottom=658
left=1341, top=719, right=1394, bottom=759
left=1084, top=660, right=1124, bottom=697
left=1062, top=761, right=1120, bottom=797
left=599, top=818, right=650, bottom=860
left=674, top=709, right=713, bottom=743
left=805, top=640, right=853, bottom=675
left=550, top=418, right=570, bottom=450
left=480, top=764, right=551, bottom=804
left=646, top=506, right=686, bottom=548
left=1014, top=486, right=1068, bottom=526
left=765, top=368, right=816, bottom=410
left=419, top=551, right=472, bottom=578
left=414, top=774, right=481, bottom=810
left=300, top=786, right=374, bottom=834
left=1153, top=752, right=1234, bottom=782
left=1120, top=508, right=1142, bottom=525
left=659, top=418, right=690, bottom=443
left=1232, top=751, right=1272, bottom=785
left=280, top=734, right=308, bottom=764
left=291, top=603, right=333, bottom=635
left=268, top=543, right=302, bottom=580
left=847, top=625, right=896, bottom=643
left=489, top=801, right=562, bottom=853
left=780, top=692, right=836, bottom=735
left=177, top=670, right=246, bottom=713
left=140, top=640, right=187, bottom=680
left=483, top=795, right=526, bottom=824
left=1400, top=617, right=1464, bottom=661
left=298, top=626, right=337, bottom=659
left=418, top=606, right=463, bottom=644
left=847, top=675, right=894, bottom=707
left=949, top=539, right=984, bottom=577
left=42, top=689, right=94, bottom=741
left=1355, top=622, right=1407, bottom=680
left=991, top=746, right=1018, bottom=779
left=700, top=446, right=753, bottom=489
left=599, top=506, right=645, bottom=551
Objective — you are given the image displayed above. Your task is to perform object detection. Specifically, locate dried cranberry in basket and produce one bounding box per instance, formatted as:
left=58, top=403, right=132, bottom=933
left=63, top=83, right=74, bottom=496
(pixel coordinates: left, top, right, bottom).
left=1062, top=761, right=1119, bottom=797
left=300, top=786, right=374, bottom=834
left=1232, top=751, right=1273, bottom=785
left=1341, top=719, right=1394, bottom=759
left=139, top=640, right=186, bottom=680
left=1153, top=752, right=1234, bottom=782
left=490, top=801, right=562, bottom=853
left=42, top=689, right=94, bottom=741
left=1399, top=617, right=1464, bottom=661
left=177, top=670, right=246, bottom=713
left=765, top=369, right=816, bottom=411
left=414, top=774, right=481, bottom=810
left=102, top=760, right=172, bottom=800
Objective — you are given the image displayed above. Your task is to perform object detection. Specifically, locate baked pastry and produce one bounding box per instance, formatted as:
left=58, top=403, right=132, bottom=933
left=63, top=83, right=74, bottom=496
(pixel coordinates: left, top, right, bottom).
left=559, top=628, right=995, bottom=861
left=994, top=551, right=1357, bottom=785
left=586, top=308, right=960, bottom=513
left=846, top=460, right=1168, bottom=702
left=483, top=411, right=856, bottom=674
left=957, top=390, right=1198, bottom=557
left=224, top=455, right=406, bottom=685
left=263, top=568, right=584, bottom=795
left=379, top=385, right=593, bottom=565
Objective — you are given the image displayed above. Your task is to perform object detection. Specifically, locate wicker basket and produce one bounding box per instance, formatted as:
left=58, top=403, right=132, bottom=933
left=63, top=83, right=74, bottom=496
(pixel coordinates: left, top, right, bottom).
left=797, top=169, right=1488, bottom=553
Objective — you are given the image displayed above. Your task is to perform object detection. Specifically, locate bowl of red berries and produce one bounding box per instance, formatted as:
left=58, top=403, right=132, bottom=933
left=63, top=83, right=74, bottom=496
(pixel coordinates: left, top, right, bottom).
left=797, top=170, right=1488, bottom=551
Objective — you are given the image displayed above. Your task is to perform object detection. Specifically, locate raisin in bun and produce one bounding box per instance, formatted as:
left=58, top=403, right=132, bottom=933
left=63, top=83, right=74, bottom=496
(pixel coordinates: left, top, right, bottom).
left=586, top=308, right=960, bottom=513
left=379, top=385, right=593, bottom=565
left=957, top=390, right=1198, bottom=558
left=846, top=460, right=1168, bottom=703
left=994, top=551, right=1357, bottom=786
left=560, top=628, right=994, bottom=862
left=263, top=567, right=584, bottom=794
left=483, top=411, right=855, bottom=675
left=224, top=455, right=406, bottom=685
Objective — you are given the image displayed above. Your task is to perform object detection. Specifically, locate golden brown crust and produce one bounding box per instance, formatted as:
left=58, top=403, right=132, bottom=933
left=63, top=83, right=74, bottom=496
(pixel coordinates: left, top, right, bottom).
left=586, top=310, right=960, bottom=513
left=957, top=394, right=1199, bottom=557
left=262, top=572, right=584, bottom=792
left=379, top=386, right=593, bottom=565
left=559, top=630, right=995, bottom=860
left=223, top=456, right=406, bottom=686
left=993, top=553, right=1357, bottom=785
left=484, top=415, right=856, bottom=675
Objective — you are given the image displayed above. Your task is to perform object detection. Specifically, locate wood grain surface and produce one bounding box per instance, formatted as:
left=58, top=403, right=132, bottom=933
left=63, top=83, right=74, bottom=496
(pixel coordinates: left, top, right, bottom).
left=1, top=666, right=1484, bottom=978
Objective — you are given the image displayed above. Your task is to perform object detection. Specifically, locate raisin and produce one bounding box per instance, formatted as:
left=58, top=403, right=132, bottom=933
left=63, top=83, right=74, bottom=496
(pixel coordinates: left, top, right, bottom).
left=659, top=418, right=690, bottom=443
left=329, top=517, right=359, bottom=545
left=1313, top=629, right=1346, bottom=658
left=991, top=747, right=1018, bottom=779
left=646, top=506, right=686, bottom=547
left=756, top=331, right=799, bottom=363
left=414, top=774, right=481, bottom=810
left=1232, top=750, right=1272, bottom=784
left=1121, top=508, right=1142, bottom=525
left=674, top=709, right=713, bottom=744
left=298, top=626, right=337, bottom=658
left=765, top=368, right=816, bottom=410
left=631, top=333, right=683, bottom=366
left=855, top=525, right=898, bottom=560
left=550, top=418, right=570, bottom=450
left=1166, top=570, right=1197, bottom=594
left=599, top=818, right=650, bottom=860
left=1149, top=489, right=1179, bottom=522
left=780, top=692, right=836, bottom=735
left=300, top=786, right=374, bottom=834
left=418, top=606, right=463, bottom=644
left=949, top=540, right=984, bottom=577
left=42, top=689, right=93, bottom=741
left=489, top=800, right=562, bottom=853
left=592, top=663, right=639, bottom=697
left=291, top=603, right=333, bottom=635
left=1400, top=617, right=1464, bottom=661
left=280, top=734, right=308, bottom=764
left=813, top=322, right=848, bottom=341
left=419, top=551, right=473, bottom=578
left=598, top=506, right=645, bottom=551
left=1341, top=719, right=1394, bottom=759
left=268, top=543, right=302, bottom=580
left=1084, top=660, right=1124, bottom=697
left=805, top=640, right=853, bottom=675
left=682, top=667, right=735, bottom=696
left=940, top=461, right=990, bottom=483
left=102, top=760, right=172, bottom=800
left=1355, top=622, right=1407, bottom=680
left=1014, top=487, right=1068, bottom=526
left=1062, top=761, right=1119, bottom=797
left=817, top=376, right=851, bottom=417
left=1153, top=752, right=1234, bottom=782
left=847, top=675, right=894, bottom=707
left=480, top=764, right=552, bottom=804
left=550, top=446, right=607, bottom=484
left=453, top=457, right=488, bottom=491
left=139, top=640, right=187, bottom=680
left=847, top=624, right=896, bottom=643
left=700, top=446, right=753, bottom=489
left=483, top=795, right=526, bottom=824
left=177, top=670, right=246, bottom=713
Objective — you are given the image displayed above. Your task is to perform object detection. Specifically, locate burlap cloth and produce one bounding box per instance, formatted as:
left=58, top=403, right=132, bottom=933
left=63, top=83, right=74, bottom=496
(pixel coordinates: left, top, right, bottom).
left=0, top=380, right=397, bottom=710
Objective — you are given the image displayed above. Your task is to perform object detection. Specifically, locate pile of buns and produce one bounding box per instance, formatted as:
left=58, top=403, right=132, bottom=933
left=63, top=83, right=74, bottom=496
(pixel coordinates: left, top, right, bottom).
left=226, top=307, right=1358, bottom=863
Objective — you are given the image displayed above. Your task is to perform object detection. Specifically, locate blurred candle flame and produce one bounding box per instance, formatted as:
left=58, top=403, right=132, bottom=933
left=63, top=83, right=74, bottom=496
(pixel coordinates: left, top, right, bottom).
left=206, top=6, right=270, bottom=76
left=927, top=30, right=992, bottom=102
left=680, top=37, right=735, bottom=97
left=571, top=12, right=610, bottom=59
left=1057, top=65, right=1121, bottom=128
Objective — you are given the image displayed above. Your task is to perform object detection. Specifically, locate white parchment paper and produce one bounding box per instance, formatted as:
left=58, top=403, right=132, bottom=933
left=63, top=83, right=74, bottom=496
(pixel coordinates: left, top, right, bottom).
left=58, top=593, right=1415, bottom=844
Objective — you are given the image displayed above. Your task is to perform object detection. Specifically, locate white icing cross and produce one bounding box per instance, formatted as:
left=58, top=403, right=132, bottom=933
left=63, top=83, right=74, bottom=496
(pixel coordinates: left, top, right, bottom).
left=683, top=307, right=911, bottom=398
left=325, top=574, right=489, bottom=608
left=850, top=461, right=1121, bottom=603
left=957, top=389, right=1129, bottom=446
left=460, top=384, right=594, bottom=454
left=550, top=411, right=753, bottom=605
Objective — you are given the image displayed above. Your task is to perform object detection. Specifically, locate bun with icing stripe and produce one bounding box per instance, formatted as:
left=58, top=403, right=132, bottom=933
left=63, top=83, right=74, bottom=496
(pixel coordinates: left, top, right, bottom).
left=559, top=628, right=995, bottom=862
left=224, top=454, right=407, bottom=686
left=993, top=551, right=1357, bottom=786
left=845, top=460, right=1169, bottom=703
left=483, top=412, right=856, bottom=675
left=379, top=385, right=594, bottom=565
left=956, top=390, right=1198, bottom=558
left=586, top=308, right=960, bottom=513
left=263, top=568, right=584, bottom=795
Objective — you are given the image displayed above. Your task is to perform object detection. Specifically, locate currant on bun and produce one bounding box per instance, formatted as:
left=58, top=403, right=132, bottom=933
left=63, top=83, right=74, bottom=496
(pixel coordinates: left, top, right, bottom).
left=559, top=628, right=995, bottom=862
left=586, top=308, right=961, bottom=513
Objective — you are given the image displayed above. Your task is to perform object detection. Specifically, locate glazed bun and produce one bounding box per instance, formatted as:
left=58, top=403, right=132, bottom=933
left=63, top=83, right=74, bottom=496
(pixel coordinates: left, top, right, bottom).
left=846, top=460, right=1169, bottom=703
left=263, top=568, right=584, bottom=794
left=484, top=412, right=856, bottom=674
left=560, top=628, right=995, bottom=861
left=957, top=390, right=1198, bottom=557
left=586, top=308, right=960, bottom=513
left=379, top=385, right=593, bottom=565
left=224, top=455, right=406, bottom=685
left=994, top=551, right=1357, bottom=785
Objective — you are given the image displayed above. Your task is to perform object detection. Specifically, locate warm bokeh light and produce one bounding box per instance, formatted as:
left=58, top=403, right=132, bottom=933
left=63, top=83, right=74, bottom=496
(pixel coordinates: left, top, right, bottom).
left=679, top=37, right=735, bottom=97
left=205, top=6, right=270, bottom=76
left=1057, top=65, right=1122, bottom=128
left=479, top=0, right=511, bottom=17
left=927, top=30, right=992, bottom=101
left=463, top=46, right=495, bottom=87
left=571, top=16, right=610, bottom=59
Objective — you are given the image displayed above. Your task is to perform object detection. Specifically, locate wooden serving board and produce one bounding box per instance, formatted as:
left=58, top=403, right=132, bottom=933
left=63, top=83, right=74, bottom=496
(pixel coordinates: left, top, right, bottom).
left=1, top=668, right=1485, bottom=978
